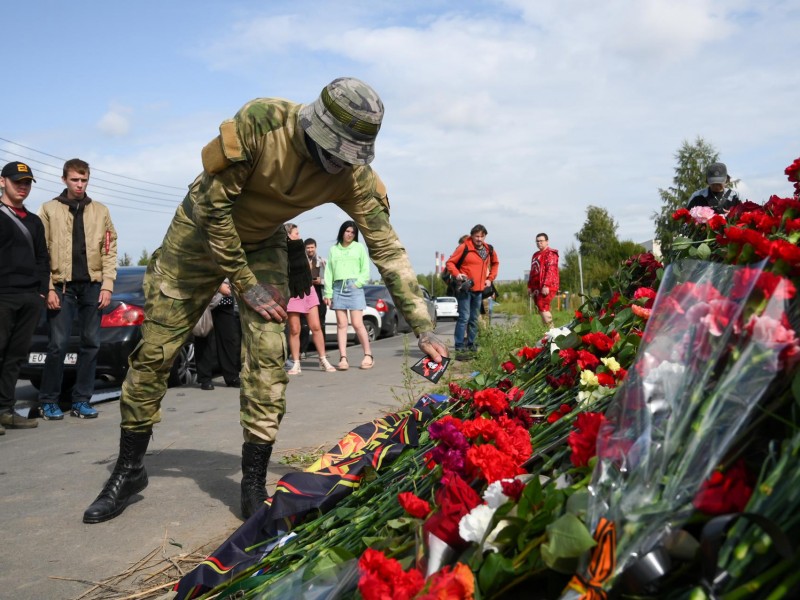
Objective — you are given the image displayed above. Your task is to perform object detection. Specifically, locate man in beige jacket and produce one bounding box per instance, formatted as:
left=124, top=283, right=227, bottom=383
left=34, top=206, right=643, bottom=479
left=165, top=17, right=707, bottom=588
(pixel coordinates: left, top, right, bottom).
left=38, top=158, right=117, bottom=421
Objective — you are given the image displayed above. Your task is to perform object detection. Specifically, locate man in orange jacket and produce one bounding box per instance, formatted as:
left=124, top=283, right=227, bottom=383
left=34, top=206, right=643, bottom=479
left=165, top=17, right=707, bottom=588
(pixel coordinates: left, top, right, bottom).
left=446, top=224, right=499, bottom=359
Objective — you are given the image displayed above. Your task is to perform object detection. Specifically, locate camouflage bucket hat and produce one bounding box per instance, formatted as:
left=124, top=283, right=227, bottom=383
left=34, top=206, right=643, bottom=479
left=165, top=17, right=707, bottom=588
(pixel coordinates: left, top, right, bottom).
left=299, top=77, right=383, bottom=166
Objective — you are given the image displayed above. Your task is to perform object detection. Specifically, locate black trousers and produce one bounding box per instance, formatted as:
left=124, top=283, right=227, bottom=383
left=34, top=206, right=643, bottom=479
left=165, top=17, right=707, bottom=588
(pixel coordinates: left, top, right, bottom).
left=0, top=292, right=43, bottom=412
left=195, top=305, right=242, bottom=385
left=300, top=284, right=326, bottom=354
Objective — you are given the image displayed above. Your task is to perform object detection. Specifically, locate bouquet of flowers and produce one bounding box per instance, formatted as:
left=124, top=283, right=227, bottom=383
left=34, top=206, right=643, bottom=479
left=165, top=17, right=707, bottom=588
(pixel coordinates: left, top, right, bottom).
left=562, top=254, right=800, bottom=597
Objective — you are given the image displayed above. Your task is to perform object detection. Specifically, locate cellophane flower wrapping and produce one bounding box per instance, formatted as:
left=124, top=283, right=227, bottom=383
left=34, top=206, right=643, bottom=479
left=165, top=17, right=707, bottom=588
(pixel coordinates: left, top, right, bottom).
left=562, top=258, right=799, bottom=597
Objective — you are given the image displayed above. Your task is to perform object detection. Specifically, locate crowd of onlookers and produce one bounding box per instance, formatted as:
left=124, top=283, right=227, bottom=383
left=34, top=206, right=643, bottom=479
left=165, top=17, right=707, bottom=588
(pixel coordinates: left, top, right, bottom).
left=1, top=158, right=117, bottom=435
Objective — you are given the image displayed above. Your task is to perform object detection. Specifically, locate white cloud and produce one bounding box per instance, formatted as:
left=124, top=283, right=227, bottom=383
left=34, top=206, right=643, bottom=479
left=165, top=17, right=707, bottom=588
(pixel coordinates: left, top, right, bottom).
left=11, top=1, right=799, bottom=281
left=97, top=104, right=133, bottom=137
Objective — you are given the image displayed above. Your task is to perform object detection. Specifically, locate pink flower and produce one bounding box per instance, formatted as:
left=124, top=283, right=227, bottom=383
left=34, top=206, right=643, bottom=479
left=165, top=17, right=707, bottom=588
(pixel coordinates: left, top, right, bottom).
left=746, top=313, right=800, bottom=371
left=689, top=206, right=716, bottom=224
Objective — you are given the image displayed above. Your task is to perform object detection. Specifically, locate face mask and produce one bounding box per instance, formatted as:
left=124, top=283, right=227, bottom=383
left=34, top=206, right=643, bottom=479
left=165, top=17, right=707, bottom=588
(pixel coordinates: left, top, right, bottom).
left=315, top=144, right=347, bottom=174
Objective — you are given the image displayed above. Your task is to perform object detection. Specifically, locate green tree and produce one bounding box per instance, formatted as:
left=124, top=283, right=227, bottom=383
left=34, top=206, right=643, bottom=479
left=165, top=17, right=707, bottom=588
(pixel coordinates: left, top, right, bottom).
left=137, top=248, right=150, bottom=266
left=560, top=245, right=583, bottom=295
left=577, top=206, right=619, bottom=261
left=118, top=252, right=132, bottom=267
left=563, top=207, right=646, bottom=297
left=653, top=136, right=719, bottom=251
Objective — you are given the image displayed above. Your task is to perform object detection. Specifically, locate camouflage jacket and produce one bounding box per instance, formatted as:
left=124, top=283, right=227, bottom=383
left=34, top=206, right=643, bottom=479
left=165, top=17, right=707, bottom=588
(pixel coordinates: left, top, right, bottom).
left=185, top=98, right=433, bottom=334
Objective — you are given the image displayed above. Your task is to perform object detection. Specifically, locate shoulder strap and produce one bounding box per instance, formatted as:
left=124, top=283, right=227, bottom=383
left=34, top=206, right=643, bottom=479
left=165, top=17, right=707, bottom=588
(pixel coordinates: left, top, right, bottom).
left=455, top=244, right=470, bottom=269
left=456, top=242, right=495, bottom=269
left=0, top=205, right=35, bottom=255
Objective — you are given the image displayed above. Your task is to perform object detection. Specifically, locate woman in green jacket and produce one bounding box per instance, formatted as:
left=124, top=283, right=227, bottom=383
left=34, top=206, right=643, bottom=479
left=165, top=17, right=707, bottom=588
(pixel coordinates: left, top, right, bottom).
left=324, top=221, right=373, bottom=370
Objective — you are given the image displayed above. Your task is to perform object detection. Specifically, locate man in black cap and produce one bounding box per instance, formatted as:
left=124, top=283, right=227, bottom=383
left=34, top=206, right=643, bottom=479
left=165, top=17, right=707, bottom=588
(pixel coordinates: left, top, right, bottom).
left=687, top=162, right=741, bottom=214
left=0, top=162, right=50, bottom=434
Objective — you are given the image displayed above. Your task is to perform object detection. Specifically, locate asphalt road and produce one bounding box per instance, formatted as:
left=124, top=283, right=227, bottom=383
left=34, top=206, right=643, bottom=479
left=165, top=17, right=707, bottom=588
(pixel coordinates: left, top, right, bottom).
left=1, top=320, right=457, bottom=600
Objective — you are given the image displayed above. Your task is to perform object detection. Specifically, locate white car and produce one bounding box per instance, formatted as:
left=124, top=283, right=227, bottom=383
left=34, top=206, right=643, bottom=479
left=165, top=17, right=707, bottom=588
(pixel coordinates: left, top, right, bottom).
left=435, top=296, right=459, bottom=320
left=324, top=304, right=382, bottom=343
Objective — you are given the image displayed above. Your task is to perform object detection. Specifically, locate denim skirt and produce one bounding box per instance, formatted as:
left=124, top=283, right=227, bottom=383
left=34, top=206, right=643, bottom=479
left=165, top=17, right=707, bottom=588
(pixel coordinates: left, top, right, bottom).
left=331, top=279, right=366, bottom=310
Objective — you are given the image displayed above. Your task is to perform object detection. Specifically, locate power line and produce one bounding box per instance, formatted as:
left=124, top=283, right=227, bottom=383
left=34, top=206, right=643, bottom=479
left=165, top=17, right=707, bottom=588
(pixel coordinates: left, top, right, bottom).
left=0, top=149, right=184, bottom=201
left=24, top=180, right=177, bottom=215
left=0, top=150, right=184, bottom=210
left=0, top=136, right=187, bottom=191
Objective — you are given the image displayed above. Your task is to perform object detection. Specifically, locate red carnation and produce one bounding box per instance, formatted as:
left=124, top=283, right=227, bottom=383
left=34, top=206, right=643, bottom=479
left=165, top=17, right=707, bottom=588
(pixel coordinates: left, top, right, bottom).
left=596, top=372, right=616, bottom=387
left=568, top=412, right=607, bottom=467
left=500, top=478, right=526, bottom=502
left=517, top=345, right=543, bottom=361
left=770, top=238, right=800, bottom=267
left=576, top=349, right=601, bottom=371
left=693, top=459, right=754, bottom=515
left=467, top=444, right=523, bottom=483
left=501, top=361, right=516, bottom=373
left=547, top=403, right=572, bottom=423
left=559, top=348, right=578, bottom=366
left=472, top=388, right=509, bottom=416
left=358, top=548, right=425, bottom=600
left=672, top=208, right=691, bottom=222
left=582, top=332, right=614, bottom=353
left=786, top=157, right=800, bottom=182
left=398, top=491, right=431, bottom=519
left=708, top=214, right=727, bottom=230
left=423, top=475, right=482, bottom=549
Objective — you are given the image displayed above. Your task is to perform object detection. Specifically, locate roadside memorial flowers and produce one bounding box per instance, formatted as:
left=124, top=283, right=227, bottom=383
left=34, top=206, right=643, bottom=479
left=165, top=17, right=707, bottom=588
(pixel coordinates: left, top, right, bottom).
left=176, top=158, right=800, bottom=600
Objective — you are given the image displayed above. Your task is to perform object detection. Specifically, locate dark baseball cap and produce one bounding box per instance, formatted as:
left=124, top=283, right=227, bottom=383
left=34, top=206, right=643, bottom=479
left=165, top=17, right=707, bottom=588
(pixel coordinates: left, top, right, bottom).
left=706, top=162, right=728, bottom=185
left=1, top=161, right=36, bottom=182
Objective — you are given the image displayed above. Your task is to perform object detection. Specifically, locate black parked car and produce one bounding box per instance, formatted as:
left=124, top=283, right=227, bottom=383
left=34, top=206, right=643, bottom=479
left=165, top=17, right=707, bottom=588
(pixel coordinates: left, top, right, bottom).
left=19, top=266, right=196, bottom=394
left=363, top=284, right=437, bottom=338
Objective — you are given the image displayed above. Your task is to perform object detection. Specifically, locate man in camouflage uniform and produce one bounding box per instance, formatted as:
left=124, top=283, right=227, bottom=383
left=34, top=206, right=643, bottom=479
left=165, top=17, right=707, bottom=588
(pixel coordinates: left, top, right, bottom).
left=83, top=77, right=448, bottom=524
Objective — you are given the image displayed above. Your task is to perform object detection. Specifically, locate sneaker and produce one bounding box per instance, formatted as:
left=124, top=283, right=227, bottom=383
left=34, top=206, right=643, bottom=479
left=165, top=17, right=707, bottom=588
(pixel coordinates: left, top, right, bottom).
left=284, top=359, right=295, bottom=371
left=70, top=402, right=98, bottom=419
left=319, top=356, right=336, bottom=372
left=287, top=361, right=302, bottom=375
left=454, top=349, right=471, bottom=362
left=0, top=411, right=39, bottom=429
left=300, top=352, right=307, bottom=360
left=40, top=403, right=65, bottom=421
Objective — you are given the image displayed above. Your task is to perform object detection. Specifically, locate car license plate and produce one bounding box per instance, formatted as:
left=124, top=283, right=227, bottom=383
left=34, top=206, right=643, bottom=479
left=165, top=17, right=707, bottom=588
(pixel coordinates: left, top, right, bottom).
left=29, top=353, right=78, bottom=365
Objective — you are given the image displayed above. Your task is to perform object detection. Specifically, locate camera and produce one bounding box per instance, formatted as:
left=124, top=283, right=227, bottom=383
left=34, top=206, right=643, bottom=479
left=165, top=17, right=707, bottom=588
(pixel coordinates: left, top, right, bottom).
left=454, top=277, right=474, bottom=294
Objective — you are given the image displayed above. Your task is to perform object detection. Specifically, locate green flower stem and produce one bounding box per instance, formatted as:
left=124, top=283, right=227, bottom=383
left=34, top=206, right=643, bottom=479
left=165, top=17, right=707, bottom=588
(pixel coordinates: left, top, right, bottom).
left=721, top=558, right=794, bottom=600
left=764, top=565, right=800, bottom=600
left=512, top=533, right=548, bottom=570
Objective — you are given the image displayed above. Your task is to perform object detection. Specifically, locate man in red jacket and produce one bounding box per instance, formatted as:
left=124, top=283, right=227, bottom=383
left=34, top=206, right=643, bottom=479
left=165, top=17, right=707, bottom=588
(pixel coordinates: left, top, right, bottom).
left=528, top=232, right=559, bottom=326
left=446, top=224, right=499, bottom=358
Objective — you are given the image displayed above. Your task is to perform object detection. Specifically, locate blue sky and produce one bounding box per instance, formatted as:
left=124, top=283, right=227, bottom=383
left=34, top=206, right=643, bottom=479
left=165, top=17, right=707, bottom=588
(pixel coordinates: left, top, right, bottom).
left=3, top=0, right=799, bottom=282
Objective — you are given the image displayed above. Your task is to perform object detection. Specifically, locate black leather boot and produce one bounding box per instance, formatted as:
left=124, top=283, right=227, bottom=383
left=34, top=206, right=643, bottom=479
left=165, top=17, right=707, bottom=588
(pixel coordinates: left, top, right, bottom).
left=83, top=429, right=151, bottom=524
left=240, top=442, right=273, bottom=519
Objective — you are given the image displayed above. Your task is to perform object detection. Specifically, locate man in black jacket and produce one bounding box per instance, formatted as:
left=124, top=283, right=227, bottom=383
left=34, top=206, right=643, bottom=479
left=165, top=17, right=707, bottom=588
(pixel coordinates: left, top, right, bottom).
left=0, top=161, right=50, bottom=434
left=687, top=162, right=741, bottom=214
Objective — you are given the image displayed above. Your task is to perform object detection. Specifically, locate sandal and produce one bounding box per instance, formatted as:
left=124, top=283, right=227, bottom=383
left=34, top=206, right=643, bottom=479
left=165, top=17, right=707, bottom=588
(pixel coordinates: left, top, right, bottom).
left=360, top=354, right=374, bottom=370
left=337, top=356, right=349, bottom=371
left=320, top=356, right=336, bottom=373
left=287, top=361, right=302, bottom=375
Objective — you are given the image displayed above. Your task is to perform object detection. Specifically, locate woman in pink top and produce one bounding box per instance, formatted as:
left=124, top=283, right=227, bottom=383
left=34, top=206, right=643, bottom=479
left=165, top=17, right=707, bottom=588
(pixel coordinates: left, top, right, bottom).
left=284, top=223, right=336, bottom=374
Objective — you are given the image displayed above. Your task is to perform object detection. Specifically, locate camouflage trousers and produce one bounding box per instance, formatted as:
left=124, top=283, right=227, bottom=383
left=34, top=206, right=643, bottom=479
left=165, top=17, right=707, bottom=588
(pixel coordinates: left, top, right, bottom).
left=120, top=205, right=289, bottom=444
